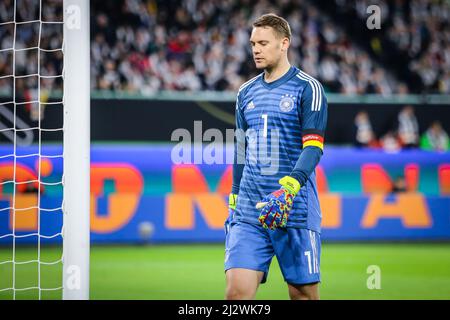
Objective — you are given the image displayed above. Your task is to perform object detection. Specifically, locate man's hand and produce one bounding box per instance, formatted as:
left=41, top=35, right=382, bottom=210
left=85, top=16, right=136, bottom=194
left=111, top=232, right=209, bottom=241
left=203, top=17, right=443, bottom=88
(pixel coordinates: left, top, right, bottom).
left=256, top=176, right=301, bottom=230
left=225, top=193, right=238, bottom=234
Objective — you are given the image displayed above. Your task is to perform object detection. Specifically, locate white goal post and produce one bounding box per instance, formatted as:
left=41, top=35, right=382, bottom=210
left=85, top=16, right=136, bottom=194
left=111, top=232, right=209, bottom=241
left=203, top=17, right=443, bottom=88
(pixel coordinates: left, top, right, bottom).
left=62, top=0, right=90, bottom=300
left=0, top=0, right=90, bottom=300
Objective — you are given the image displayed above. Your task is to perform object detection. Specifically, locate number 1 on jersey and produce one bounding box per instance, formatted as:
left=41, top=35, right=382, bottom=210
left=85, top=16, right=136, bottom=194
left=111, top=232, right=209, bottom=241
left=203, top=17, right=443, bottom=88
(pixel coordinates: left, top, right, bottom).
left=261, top=114, right=268, bottom=138
left=304, top=251, right=312, bottom=274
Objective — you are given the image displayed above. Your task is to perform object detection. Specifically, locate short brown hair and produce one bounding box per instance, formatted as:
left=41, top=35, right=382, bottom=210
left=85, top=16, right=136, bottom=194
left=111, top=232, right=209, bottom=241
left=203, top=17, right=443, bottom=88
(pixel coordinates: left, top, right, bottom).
left=252, top=13, right=291, bottom=40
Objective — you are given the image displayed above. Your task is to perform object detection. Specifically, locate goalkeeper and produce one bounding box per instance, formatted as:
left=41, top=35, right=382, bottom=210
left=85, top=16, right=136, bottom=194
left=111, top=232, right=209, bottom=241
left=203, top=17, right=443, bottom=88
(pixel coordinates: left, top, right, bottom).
left=224, top=13, right=327, bottom=300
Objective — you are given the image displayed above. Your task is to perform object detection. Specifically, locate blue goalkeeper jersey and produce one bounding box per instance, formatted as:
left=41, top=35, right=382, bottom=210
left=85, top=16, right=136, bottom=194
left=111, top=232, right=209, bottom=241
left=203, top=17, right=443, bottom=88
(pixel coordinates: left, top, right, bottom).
left=233, top=66, right=328, bottom=233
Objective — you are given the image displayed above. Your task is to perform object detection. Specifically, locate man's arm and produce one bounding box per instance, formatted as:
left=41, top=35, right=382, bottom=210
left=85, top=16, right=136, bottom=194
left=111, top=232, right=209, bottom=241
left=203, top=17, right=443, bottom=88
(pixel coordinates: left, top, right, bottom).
left=290, top=81, right=328, bottom=186
left=231, top=94, right=247, bottom=195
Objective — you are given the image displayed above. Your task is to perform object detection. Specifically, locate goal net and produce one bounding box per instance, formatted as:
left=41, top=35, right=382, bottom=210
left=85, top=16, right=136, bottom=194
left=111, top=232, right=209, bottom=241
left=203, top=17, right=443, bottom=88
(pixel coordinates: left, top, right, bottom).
left=0, top=0, right=89, bottom=300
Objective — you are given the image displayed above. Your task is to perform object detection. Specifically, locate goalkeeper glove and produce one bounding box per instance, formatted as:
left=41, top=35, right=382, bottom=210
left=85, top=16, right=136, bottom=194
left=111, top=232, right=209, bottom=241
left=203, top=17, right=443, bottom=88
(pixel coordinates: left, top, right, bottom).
left=225, top=193, right=237, bottom=235
left=255, top=176, right=301, bottom=230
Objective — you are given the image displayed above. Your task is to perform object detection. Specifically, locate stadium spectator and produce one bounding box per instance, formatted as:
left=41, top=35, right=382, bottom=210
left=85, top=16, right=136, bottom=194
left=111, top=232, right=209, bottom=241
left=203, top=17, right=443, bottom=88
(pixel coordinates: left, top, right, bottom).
left=420, top=121, right=450, bottom=152
left=353, top=110, right=378, bottom=148
left=380, top=131, right=402, bottom=153
left=397, top=105, right=419, bottom=148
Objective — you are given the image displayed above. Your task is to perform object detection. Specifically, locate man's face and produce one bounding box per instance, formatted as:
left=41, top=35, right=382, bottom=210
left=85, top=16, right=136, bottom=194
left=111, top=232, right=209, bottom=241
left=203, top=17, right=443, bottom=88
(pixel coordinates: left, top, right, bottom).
left=250, top=26, right=288, bottom=70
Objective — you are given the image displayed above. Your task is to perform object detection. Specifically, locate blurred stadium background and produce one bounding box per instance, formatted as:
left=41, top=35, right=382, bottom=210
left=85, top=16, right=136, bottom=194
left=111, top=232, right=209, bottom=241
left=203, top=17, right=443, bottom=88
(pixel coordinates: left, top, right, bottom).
left=1, top=0, right=450, bottom=300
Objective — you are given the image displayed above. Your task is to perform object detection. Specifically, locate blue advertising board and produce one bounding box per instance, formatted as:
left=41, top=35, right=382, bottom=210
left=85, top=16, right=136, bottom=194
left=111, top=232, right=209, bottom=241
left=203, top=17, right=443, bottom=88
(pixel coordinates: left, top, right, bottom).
left=0, top=145, right=449, bottom=243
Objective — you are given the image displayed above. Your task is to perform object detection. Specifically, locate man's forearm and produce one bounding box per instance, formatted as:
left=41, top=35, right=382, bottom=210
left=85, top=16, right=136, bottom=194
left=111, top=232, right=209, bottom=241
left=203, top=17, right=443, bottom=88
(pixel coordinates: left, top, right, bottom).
left=231, top=128, right=246, bottom=194
left=289, top=147, right=322, bottom=186
left=231, top=163, right=244, bottom=194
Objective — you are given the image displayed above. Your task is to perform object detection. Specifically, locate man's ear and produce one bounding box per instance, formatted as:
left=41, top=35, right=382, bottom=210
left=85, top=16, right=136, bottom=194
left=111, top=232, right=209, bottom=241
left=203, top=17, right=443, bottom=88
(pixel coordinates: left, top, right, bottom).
left=281, top=37, right=290, bottom=51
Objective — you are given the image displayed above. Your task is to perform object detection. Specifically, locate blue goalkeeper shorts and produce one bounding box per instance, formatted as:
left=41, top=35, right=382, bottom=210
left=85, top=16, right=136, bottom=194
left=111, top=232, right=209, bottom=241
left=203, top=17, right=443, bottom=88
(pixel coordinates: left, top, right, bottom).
left=224, top=220, right=321, bottom=285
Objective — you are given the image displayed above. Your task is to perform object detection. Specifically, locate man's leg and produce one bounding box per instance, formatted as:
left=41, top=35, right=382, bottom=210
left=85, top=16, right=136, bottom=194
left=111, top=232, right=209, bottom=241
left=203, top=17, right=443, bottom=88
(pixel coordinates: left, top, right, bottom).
left=287, top=282, right=320, bottom=300
left=225, top=268, right=265, bottom=300
left=224, top=221, right=274, bottom=300
left=271, top=228, right=322, bottom=300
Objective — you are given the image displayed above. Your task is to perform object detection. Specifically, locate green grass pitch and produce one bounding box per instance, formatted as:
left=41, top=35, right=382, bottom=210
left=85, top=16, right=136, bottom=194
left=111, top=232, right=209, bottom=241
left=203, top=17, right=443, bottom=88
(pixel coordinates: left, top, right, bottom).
left=1, top=243, right=450, bottom=300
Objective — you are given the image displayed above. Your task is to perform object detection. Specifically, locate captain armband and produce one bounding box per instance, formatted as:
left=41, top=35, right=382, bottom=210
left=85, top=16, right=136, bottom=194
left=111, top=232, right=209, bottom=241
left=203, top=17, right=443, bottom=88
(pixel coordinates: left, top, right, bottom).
left=302, top=130, right=324, bottom=151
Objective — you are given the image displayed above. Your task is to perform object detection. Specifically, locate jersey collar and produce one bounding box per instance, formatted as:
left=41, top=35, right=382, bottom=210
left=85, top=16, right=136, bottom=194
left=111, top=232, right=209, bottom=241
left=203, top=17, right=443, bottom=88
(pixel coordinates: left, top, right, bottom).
left=261, top=66, right=298, bottom=90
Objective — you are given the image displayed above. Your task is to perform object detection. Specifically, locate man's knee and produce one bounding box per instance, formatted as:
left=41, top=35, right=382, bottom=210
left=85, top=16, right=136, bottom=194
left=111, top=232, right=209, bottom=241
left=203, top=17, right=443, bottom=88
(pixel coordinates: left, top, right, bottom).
left=225, top=285, right=254, bottom=300
left=288, top=282, right=320, bottom=300
left=289, top=291, right=319, bottom=300
left=225, top=268, right=263, bottom=300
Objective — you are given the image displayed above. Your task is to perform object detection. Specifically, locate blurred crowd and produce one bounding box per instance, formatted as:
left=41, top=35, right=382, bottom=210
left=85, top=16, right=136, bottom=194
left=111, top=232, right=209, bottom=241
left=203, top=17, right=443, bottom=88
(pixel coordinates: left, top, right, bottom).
left=391, top=0, right=450, bottom=94
left=90, top=0, right=400, bottom=94
left=354, top=106, right=449, bottom=152
left=0, top=0, right=63, bottom=104
left=333, top=0, right=450, bottom=94
left=0, top=0, right=448, bottom=96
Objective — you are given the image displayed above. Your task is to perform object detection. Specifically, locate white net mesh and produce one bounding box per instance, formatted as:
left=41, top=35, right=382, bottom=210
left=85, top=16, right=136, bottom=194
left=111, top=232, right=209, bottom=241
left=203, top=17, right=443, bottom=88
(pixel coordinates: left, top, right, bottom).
left=0, top=0, right=64, bottom=300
